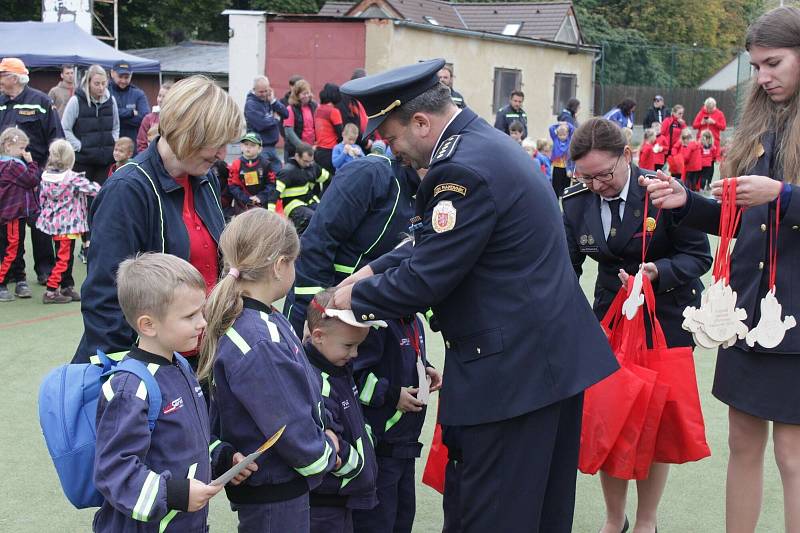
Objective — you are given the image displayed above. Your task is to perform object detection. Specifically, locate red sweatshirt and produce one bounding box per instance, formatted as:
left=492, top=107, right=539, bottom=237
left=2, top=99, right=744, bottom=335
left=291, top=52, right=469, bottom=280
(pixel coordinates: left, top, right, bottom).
left=692, top=108, right=727, bottom=147
left=681, top=141, right=703, bottom=172
left=700, top=143, right=718, bottom=168
left=639, top=141, right=655, bottom=170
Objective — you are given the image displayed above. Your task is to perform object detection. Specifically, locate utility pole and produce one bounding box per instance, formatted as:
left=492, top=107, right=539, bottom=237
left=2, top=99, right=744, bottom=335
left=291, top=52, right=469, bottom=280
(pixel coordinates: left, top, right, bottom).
left=92, top=0, right=119, bottom=49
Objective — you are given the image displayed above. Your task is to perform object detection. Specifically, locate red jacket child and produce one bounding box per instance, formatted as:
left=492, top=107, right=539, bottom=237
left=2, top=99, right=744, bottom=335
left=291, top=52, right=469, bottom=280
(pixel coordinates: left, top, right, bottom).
left=680, top=140, right=702, bottom=173
left=652, top=135, right=669, bottom=167
left=639, top=141, right=655, bottom=171
left=692, top=107, right=727, bottom=147
left=700, top=143, right=718, bottom=168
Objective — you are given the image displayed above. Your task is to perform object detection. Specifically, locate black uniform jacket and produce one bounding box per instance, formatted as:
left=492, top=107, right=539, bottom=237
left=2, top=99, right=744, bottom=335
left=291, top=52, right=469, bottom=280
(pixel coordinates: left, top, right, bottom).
left=562, top=164, right=712, bottom=347
left=350, top=108, right=618, bottom=426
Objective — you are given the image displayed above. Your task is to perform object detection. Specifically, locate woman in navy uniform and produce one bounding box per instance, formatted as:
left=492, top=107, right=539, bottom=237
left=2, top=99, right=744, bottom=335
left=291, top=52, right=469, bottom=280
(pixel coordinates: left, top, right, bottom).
left=640, top=7, right=800, bottom=530
left=332, top=59, right=618, bottom=533
left=562, top=118, right=712, bottom=533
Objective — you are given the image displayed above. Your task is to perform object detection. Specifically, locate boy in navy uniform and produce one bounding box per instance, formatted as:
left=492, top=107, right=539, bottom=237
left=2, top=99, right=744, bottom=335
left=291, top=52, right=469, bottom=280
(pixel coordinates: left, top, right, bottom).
left=334, top=59, right=618, bottom=532
left=227, top=132, right=279, bottom=214
left=276, top=142, right=330, bottom=234
left=351, top=308, right=441, bottom=533
left=304, top=289, right=381, bottom=533
left=93, top=253, right=253, bottom=532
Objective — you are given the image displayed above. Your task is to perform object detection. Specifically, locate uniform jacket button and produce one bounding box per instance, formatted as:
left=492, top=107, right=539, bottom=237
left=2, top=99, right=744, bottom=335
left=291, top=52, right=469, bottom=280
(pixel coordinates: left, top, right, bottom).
left=369, top=313, right=375, bottom=320
left=760, top=224, right=767, bottom=232
left=361, top=314, right=368, bottom=320
left=445, top=341, right=451, bottom=349
left=759, top=261, right=764, bottom=270
left=476, top=347, right=481, bottom=354
left=692, top=289, right=697, bottom=295
left=793, top=225, right=799, bottom=231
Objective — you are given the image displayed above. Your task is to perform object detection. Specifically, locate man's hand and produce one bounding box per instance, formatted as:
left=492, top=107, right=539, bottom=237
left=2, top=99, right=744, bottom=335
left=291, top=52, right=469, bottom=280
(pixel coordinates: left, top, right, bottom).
left=397, top=387, right=425, bottom=412
left=426, top=367, right=443, bottom=392
left=229, top=452, right=259, bottom=486
left=338, top=265, right=373, bottom=288
left=641, top=262, right=659, bottom=281
left=332, top=284, right=353, bottom=310
left=325, top=429, right=340, bottom=454
left=187, top=479, right=223, bottom=512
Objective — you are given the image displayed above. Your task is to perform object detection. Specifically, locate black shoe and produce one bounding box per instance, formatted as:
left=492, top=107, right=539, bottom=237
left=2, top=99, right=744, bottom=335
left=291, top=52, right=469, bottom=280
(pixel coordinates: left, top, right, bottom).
left=15, top=281, right=32, bottom=298
left=621, top=516, right=629, bottom=533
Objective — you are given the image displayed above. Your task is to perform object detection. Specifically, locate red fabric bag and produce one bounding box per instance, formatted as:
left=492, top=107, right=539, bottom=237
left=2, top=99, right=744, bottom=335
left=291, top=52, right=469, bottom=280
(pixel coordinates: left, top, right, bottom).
left=422, top=422, right=448, bottom=494
left=640, top=278, right=711, bottom=465
left=579, top=286, right=649, bottom=476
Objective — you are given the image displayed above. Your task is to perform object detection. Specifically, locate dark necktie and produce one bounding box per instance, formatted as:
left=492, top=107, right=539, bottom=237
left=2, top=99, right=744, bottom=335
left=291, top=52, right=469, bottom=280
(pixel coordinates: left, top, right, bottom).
left=607, top=198, right=624, bottom=255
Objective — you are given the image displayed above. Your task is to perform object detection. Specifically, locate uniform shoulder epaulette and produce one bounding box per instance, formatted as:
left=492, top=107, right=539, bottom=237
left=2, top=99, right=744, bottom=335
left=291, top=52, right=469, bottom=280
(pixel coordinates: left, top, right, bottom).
left=561, top=182, right=589, bottom=199
left=430, top=135, right=461, bottom=165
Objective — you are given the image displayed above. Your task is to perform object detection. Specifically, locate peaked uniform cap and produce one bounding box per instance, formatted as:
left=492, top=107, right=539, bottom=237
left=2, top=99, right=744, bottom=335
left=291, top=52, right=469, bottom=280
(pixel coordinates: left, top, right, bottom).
left=340, top=58, right=446, bottom=136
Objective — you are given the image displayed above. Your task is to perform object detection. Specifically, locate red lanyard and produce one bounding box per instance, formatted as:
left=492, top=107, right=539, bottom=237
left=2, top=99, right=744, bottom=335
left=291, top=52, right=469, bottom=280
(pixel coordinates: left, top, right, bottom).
left=404, top=319, right=421, bottom=359
left=641, top=191, right=661, bottom=263
left=714, top=178, right=743, bottom=284
left=769, top=196, right=781, bottom=291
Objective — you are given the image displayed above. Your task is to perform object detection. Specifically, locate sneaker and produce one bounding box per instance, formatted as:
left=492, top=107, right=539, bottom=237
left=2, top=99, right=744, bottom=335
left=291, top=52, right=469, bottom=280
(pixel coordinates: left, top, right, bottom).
left=61, top=286, right=81, bottom=301
left=43, top=290, right=71, bottom=304
left=0, top=285, right=13, bottom=302
left=15, top=281, right=32, bottom=298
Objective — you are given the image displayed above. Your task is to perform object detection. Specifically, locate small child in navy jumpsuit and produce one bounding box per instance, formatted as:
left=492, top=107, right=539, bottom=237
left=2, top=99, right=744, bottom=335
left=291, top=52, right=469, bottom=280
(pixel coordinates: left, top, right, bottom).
left=352, top=315, right=441, bottom=533
left=304, top=288, right=381, bottom=533
left=198, top=209, right=340, bottom=532
left=93, top=253, right=254, bottom=533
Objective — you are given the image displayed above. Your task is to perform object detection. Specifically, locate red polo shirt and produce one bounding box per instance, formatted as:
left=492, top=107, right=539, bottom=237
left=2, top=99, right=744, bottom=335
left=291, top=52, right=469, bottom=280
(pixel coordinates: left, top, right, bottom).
left=173, top=174, right=219, bottom=292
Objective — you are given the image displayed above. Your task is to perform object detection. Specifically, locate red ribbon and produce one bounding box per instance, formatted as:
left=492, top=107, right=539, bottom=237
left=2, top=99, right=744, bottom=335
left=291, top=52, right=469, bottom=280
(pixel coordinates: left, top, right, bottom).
left=641, top=191, right=661, bottom=264
left=769, top=195, right=781, bottom=291
left=403, top=318, right=422, bottom=360
left=714, top=178, right=744, bottom=285
left=309, top=299, right=328, bottom=315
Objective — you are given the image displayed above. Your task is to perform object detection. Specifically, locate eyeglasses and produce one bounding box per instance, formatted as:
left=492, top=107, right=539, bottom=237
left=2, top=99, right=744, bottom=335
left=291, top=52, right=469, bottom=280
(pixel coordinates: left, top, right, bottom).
left=574, top=155, right=623, bottom=184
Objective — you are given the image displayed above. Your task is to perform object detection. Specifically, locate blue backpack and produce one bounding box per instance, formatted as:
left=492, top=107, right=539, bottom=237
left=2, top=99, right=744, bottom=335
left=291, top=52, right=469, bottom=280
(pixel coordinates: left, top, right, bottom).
left=38, top=350, right=191, bottom=508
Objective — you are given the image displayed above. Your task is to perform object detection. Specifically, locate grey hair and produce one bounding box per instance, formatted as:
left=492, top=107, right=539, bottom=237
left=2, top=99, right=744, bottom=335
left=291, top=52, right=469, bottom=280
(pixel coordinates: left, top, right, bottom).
left=253, top=75, right=270, bottom=88
left=392, top=83, right=454, bottom=124
left=9, top=73, right=29, bottom=85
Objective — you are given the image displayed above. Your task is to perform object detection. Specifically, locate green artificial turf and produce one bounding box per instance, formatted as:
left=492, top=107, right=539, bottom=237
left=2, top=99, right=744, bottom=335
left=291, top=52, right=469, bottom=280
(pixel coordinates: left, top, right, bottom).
left=0, top=237, right=785, bottom=532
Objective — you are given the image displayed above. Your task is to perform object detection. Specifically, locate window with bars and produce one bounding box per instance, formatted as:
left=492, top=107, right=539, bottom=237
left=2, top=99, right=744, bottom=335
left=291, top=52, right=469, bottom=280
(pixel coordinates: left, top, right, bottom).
left=552, top=73, right=577, bottom=114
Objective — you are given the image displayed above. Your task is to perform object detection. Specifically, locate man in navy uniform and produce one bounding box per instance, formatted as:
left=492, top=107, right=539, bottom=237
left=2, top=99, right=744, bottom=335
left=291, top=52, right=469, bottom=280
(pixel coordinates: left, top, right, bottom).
left=494, top=89, right=527, bottom=138
left=331, top=58, right=618, bottom=532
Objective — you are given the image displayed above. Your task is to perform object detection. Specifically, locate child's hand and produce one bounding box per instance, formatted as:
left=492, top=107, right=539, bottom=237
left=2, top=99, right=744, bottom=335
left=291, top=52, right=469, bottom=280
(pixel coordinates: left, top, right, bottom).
left=249, top=196, right=261, bottom=205
left=426, top=367, right=443, bottom=392
left=324, top=429, right=340, bottom=454
left=21, top=151, right=32, bottom=163
left=228, top=452, right=258, bottom=486
left=397, top=387, right=424, bottom=412
left=187, top=479, right=223, bottom=512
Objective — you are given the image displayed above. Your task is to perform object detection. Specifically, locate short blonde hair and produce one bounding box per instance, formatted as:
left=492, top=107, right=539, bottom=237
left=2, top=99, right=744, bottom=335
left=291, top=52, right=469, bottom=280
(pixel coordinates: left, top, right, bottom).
left=115, top=137, right=134, bottom=155
left=700, top=129, right=714, bottom=143
left=159, top=75, right=244, bottom=160
left=555, top=123, right=569, bottom=136
left=47, top=139, right=75, bottom=171
left=536, top=138, right=553, bottom=151
left=643, top=128, right=656, bottom=142
left=681, top=127, right=693, bottom=140
left=0, top=127, right=29, bottom=155
left=704, top=97, right=716, bottom=109
left=342, top=122, right=359, bottom=138
left=621, top=127, right=633, bottom=145
left=116, top=253, right=206, bottom=330
left=522, top=138, right=537, bottom=151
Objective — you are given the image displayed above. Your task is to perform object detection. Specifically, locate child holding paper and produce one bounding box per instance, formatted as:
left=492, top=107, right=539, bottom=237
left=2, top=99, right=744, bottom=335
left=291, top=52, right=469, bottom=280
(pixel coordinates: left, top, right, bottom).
left=93, top=253, right=254, bottom=532
left=198, top=209, right=340, bottom=532
left=351, top=311, right=442, bottom=533
left=304, top=288, right=381, bottom=532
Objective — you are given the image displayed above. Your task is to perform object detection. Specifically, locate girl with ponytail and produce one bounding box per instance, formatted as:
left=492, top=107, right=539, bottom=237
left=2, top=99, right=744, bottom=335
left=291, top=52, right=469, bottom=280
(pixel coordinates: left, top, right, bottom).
left=199, top=209, right=341, bottom=532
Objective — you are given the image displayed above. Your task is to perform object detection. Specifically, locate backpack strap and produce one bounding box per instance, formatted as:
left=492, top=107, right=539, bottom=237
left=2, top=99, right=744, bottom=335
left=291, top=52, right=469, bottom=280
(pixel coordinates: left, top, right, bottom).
left=107, top=358, right=163, bottom=432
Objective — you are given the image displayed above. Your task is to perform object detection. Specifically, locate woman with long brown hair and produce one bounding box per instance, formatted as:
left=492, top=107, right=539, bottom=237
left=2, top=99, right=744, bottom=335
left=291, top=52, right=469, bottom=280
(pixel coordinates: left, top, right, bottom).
left=283, top=79, right=317, bottom=160
left=641, top=7, right=800, bottom=531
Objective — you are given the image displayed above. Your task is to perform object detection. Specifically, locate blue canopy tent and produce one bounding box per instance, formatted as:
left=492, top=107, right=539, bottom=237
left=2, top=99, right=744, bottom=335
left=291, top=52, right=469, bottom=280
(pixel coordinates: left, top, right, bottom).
left=0, top=21, right=160, bottom=72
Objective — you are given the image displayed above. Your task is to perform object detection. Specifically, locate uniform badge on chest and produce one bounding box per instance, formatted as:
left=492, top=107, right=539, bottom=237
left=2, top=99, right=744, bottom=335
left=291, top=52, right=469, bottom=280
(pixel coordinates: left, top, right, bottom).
left=432, top=200, right=457, bottom=233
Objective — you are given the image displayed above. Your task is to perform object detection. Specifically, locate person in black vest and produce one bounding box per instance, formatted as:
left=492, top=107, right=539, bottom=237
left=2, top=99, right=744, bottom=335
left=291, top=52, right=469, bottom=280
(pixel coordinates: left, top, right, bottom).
left=284, top=79, right=318, bottom=161
left=62, top=64, right=119, bottom=186
left=437, top=65, right=466, bottom=109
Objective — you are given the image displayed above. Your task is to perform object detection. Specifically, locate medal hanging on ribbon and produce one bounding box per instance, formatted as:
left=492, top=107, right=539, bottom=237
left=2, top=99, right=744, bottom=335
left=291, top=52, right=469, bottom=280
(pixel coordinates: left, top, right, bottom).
left=682, top=178, right=749, bottom=348
left=745, top=196, right=796, bottom=348
left=406, top=319, right=431, bottom=405
left=621, top=191, right=661, bottom=320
